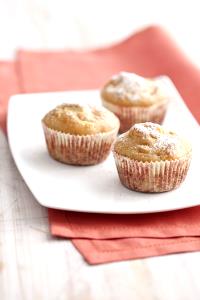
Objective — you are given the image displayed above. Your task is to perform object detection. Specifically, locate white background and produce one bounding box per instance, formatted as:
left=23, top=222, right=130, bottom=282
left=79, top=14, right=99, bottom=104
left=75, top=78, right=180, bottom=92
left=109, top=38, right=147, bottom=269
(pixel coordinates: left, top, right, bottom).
left=0, top=0, right=200, bottom=65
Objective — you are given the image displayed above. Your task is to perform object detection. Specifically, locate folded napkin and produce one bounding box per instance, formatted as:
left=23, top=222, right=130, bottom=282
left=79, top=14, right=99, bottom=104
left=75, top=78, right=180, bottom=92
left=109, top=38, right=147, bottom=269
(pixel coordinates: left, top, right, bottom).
left=1, top=25, right=200, bottom=264
left=49, top=208, right=200, bottom=264
left=0, top=62, right=19, bottom=132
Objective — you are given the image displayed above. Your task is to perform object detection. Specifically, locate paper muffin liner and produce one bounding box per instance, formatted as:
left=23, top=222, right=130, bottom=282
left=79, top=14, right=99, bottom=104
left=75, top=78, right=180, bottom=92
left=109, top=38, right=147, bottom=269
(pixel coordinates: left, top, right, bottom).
left=113, top=151, right=192, bottom=192
left=42, top=123, right=118, bottom=166
left=102, top=98, right=168, bottom=133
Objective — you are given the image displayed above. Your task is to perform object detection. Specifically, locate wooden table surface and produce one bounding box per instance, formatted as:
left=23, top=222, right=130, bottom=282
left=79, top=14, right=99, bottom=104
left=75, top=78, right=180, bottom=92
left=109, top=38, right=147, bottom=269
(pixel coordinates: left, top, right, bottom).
left=1, top=1, right=200, bottom=299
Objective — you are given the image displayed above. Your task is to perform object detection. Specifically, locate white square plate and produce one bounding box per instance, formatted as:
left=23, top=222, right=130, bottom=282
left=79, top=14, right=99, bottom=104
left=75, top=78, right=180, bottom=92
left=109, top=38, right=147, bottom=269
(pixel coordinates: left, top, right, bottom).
left=7, top=78, right=200, bottom=214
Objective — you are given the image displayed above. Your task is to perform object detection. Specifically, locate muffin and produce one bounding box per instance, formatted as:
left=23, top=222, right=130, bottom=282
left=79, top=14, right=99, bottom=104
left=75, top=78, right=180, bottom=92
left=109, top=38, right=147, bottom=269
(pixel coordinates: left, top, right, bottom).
left=101, top=72, right=169, bottom=133
left=42, top=103, right=120, bottom=165
left=113, top=122, right=192, bottom=192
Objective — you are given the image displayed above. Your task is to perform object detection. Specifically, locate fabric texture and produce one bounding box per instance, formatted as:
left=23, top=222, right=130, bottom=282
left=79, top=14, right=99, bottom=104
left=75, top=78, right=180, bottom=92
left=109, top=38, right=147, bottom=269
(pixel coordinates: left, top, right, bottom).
left=1, top=25, right=200, bottom=264
left=0, top=62, right=20, bottom=132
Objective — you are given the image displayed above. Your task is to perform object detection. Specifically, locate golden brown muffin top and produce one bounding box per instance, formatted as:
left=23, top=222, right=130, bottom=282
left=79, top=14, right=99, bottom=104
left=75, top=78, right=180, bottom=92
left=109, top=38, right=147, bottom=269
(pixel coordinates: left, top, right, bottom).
left=101, top=72, right=168, bottom=107
left=42, top=103, right=120, bottom=135
left=114, top=122, right=191, bottom=162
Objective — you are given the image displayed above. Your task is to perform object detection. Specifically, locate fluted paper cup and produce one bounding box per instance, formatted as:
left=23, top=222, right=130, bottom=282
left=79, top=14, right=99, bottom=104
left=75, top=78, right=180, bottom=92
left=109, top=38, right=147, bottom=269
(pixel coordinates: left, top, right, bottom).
left=42, top=123, right=118, bottom=165
left=113, top=151, right=192, bottom=192
left=102, top=98, right=168, bottom=133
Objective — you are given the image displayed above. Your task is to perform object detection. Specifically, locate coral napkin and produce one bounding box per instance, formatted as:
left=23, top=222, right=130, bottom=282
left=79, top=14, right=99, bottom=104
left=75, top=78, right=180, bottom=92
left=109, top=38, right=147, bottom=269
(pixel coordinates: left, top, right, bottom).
left=49, top=208, right=200, bottom=264
left=0, top=62, right=19, bottom=132
left=1, top=25, right=200, bottom=264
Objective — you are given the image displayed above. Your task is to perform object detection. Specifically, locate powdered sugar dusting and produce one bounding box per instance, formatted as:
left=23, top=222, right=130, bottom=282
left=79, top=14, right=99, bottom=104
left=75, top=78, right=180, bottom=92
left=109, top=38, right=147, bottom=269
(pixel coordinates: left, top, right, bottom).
left=132, top=122, right=161, bottom=138
left=107, top=72, right=162, bottom=104
left=154, top=135, right=177, bottom=155
left=115, top=122, right=191, bottom=161
left=130, top=122, right=179, bottom=156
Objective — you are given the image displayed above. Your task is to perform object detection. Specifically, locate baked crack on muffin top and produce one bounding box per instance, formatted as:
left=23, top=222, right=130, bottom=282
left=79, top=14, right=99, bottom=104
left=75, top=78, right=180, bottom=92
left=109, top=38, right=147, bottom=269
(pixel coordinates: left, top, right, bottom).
left=42, top=103, right=120, bottom=135
left=101, top=72, right=168, bottom=107
left=114, top=122, right=192, bottom=162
